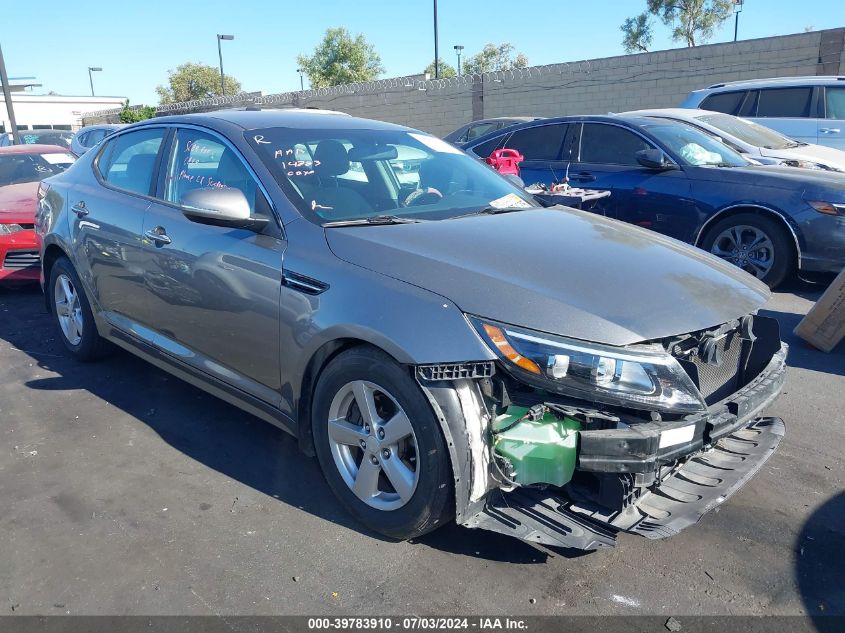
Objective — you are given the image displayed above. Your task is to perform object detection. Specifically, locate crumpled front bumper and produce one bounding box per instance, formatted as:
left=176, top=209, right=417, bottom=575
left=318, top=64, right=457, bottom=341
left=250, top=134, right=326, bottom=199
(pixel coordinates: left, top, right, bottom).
left=451, top=342, right=788, bottom=550
left=465, top=416, right=784, bottom=550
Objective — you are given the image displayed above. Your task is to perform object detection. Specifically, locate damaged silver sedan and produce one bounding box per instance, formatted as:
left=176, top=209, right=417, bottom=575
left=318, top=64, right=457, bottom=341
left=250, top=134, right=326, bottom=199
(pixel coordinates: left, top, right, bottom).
left=37, top=110, right=786, bottom=550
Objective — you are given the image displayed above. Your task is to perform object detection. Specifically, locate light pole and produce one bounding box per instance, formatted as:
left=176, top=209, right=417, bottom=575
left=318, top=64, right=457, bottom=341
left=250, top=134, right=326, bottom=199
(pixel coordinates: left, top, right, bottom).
left=0, top=43, right=21, bottom=144
left=297, top=68, right=304, bottom=91
left=454, top=45, right=464, bottom=76
left=88, top=66, right=102, bottom=97
left=217, top=34, right=234, bottom=96
left=433, top=0, right=440, bottom=79
left=733, top=0, right=744, bottom=42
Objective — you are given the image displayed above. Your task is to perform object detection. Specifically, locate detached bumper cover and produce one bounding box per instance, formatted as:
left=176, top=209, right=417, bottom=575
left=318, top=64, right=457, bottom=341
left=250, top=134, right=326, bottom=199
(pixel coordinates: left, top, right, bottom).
left=466, top=416, right=784, bottom=549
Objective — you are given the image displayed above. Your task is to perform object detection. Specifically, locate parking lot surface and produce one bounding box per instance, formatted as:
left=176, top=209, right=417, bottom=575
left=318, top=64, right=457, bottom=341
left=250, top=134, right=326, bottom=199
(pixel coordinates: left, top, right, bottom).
left=1, top=281, right=843, bottom=616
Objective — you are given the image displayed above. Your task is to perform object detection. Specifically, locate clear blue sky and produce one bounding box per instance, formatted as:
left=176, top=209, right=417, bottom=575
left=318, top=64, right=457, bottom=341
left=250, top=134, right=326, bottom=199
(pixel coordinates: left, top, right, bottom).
left=2, top=0, right=840, bottom=105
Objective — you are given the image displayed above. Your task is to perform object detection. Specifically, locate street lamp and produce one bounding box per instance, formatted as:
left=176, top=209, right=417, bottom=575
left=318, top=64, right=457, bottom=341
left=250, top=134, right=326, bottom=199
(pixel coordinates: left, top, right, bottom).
left=297, top=68, right=304, bottom=91
left=733, top=0, right=744, bottom=42
left=454, top=45, right=464, bottom=76
left=88, top=67, right=102, bottom=97
left=217, top=34, right=234, bottom=96
left=0, top=44, right=22, bottom=144
left=432, top=0, right=440, bottom=79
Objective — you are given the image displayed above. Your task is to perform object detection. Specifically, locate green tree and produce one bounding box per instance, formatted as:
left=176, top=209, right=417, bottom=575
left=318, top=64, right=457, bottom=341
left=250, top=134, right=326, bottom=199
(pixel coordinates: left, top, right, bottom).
left=296, top=27, right=384, bottom=88
left=462, top=43, right=529, bottom=75
left=621, top=13, right=654, bottom=53
left=118, top=100, right=157, bottom=123
left=155, top=62, right=241, bottom=104
left=424, top=59, right=457, bottom=78
left=623, top=0, right=734, bottom=49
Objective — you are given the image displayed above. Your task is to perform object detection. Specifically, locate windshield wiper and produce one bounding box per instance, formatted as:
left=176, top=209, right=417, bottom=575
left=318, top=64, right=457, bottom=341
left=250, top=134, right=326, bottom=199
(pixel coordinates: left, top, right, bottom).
left=322, top=214, right=424, bottom=228
left=456, top=206, right=533, bottom=218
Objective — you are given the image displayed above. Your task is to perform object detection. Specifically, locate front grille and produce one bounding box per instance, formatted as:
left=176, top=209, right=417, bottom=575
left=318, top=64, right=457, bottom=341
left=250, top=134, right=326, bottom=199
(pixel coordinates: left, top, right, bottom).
left=3, top=250, right=40, bottom=270
left=673, top=328, right=745, bottom=405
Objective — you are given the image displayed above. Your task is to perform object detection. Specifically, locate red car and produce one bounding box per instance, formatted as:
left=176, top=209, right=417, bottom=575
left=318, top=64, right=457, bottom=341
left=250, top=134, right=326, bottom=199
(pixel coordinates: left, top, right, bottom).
left=0, top=144, right=75, bottom=282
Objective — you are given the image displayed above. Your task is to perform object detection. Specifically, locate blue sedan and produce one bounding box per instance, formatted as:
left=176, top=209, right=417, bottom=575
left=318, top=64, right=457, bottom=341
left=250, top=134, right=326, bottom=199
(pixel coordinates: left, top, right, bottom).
left=461, top=115, right=845, bottom=288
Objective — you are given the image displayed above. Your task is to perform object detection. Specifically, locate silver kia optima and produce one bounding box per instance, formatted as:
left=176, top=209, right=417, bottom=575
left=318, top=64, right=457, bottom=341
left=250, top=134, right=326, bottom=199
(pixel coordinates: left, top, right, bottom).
left=36, top=110, right=788, bottom=550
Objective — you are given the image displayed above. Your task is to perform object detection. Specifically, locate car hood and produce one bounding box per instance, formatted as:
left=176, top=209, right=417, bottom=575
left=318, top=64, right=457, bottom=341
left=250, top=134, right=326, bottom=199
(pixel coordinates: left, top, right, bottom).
left=325, top=208, right=770, bottom=346
left=0, top=182, right=38, bottom=223
left=759, top=143, right=845, bottom=172
left=690, top=164, right=845, bottom=191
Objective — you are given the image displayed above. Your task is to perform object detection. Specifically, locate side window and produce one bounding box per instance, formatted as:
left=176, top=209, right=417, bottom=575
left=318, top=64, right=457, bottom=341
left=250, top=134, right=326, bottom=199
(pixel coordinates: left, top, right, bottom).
left=579, top=124, right=652, bottom=165
left=471, top=135, right=507, bottom=158
left=505, top=124, right=568, bottom=161
left=464, top=122, right=499, bottom=142
left=755, top=87, right=813, bottom=118
left=700, top=91, right=745, bottom=114
left=825, top=87, right=845, bottom=119
left=88, top=129, right=107, bottom=146
left=166, top=128, right=264, bottom=214
left=97, top=128, right=165, bottom=195
left=76, top=131, right=90, bottom=146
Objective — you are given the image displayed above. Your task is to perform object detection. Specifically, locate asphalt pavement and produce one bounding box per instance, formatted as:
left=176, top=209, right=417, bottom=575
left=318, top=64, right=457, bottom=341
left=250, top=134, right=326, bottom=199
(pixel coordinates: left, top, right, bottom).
left=0, top=279, right=843, bottom=616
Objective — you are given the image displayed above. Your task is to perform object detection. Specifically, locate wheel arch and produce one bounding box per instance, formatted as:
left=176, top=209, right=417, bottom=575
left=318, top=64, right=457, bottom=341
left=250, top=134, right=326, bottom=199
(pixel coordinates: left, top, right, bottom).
left=694, top=204, right=802, bottom=266
left=41, top=243, right=70, bottom=311
left=296, top=337, right=404, bottom=456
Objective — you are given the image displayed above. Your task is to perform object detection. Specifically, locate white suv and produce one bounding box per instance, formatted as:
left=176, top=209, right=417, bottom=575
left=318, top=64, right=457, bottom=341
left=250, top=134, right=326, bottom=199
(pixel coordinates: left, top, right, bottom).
left=680, top=76, right=845, bottom=151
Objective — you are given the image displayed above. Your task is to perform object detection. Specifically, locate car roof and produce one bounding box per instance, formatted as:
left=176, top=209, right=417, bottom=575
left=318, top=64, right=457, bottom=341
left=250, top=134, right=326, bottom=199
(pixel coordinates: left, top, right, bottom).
left=621, top=108, right=713, bottom=119
left=80, top=124, right=125, bottom=130
left=463, top=114, right=667, bottom=145
left=0, top=144, right=74, bottom=154
left=147, top=109, right=413, bottom=133
left=695, top=75, right=845, bottom=92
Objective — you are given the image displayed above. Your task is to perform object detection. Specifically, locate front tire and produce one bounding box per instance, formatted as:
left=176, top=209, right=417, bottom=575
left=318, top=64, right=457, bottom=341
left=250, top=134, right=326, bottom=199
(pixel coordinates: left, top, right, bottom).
left=312, top=347, right=454, bottom=540
left=49, top=256, right=111, bottom=361
left=700, top=213, right=794, bottom=288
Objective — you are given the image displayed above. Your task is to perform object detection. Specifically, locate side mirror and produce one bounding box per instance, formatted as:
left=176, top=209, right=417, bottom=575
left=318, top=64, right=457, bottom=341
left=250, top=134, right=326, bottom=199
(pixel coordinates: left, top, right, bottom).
left=179, top=188, right=268, bottom=231
left=636, top=148, right=675, bottom=170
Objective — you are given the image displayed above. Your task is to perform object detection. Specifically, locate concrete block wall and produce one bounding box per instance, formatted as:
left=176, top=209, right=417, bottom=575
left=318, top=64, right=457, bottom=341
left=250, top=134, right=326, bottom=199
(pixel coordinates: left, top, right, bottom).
left=83, top=29, right=843, bottom=135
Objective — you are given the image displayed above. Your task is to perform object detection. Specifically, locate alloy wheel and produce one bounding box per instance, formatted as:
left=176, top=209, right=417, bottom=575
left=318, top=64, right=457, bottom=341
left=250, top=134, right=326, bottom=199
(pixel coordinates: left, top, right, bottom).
left=709, top=224, right=775, bottom=279
left=54, top=273, right=84, bottom=346
left=326, top=380, right=419, bottom=511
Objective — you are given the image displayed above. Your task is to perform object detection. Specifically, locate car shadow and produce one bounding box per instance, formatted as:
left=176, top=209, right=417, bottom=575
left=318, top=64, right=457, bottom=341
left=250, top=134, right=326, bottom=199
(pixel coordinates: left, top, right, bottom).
left=0, top=286, right=556, bottom=564
left=796, top=491, right=845, bottom=630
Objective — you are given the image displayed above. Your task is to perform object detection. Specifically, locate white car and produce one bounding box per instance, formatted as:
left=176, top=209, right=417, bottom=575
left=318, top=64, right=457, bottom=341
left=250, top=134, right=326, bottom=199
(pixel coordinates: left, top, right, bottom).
left=624, top=108, right=845, bottom=173
left=679, top=76, right=845, bottom=151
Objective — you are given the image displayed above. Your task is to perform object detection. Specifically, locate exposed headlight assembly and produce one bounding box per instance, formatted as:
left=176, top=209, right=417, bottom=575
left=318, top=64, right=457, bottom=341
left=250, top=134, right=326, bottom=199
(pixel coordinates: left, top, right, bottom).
left=470, top=316, right=707, bottom=414
left=0, top=223, right=26, bottom=235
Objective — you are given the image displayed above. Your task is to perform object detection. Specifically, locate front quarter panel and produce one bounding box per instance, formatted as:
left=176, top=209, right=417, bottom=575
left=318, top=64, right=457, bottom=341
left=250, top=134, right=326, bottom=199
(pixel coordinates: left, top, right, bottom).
left=277, top=219, right=495, bottom=420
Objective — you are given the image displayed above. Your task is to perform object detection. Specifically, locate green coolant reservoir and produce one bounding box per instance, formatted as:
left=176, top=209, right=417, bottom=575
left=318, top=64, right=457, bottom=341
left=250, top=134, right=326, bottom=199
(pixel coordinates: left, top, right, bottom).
left=492, top=406, right=581, bottom=487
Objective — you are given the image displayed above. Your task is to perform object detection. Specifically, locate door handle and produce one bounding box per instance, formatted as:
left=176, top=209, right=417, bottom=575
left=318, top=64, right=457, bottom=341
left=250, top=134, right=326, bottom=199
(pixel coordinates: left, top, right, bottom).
left=572, top=172, right=596, bottom=183
left=820, top=128, right=841, bottom=134
left=144, top=227, right=172, bottom=246
left=71, top=202, right=89, bottom=217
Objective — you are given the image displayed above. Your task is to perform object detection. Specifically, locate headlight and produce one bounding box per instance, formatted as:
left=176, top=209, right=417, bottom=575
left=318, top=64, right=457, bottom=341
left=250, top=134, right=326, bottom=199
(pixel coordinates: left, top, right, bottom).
left=470, top=316, right=707, bottom=414
left=807, top=201, right=845, bottom=216
left=0, top=223, right=26, bottom=235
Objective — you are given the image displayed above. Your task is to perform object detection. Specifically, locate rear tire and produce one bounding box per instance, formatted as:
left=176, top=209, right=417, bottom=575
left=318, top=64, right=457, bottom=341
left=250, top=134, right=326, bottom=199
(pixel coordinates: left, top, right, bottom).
left=312, top=347, right=454, bottom=540
left=48, top=256, right=111, bottom=361
left=700, top=213, right=794, bottom=289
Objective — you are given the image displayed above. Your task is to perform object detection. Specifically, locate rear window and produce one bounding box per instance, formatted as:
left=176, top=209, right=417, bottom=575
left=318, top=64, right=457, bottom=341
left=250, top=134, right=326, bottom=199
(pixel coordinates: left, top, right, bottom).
left=755, top=87, right=813, bottom=118
left=0, top=152, right=75, bottom=186
left=700, top=91, right=745, bottom=115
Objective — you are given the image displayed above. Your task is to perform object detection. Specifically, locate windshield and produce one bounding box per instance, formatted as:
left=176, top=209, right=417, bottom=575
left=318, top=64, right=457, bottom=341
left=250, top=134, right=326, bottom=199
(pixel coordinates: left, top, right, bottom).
left=644, top=122, right=749, bottom=167
left=18, top=130, right=74, bottom=148
left=246, top=127, right=535, bottom=225
left=0, top=152, right=75, bottom=186
left=696, top=113, right=798, bottom=150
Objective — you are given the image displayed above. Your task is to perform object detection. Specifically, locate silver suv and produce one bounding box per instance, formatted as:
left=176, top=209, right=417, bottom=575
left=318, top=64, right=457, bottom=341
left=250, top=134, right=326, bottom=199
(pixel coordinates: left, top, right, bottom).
left=681, top=76, right=845, bottom=151
left=36, top=110, right=787, bottom=550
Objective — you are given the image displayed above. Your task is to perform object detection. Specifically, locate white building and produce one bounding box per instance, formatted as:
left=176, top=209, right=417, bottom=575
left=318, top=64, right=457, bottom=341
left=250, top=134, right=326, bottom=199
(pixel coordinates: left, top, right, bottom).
left=1, top=80, right=125, bottom=133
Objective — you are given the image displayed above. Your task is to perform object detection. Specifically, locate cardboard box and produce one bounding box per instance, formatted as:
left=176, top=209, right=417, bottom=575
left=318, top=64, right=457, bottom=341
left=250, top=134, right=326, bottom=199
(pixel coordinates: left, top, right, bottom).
left=794, top=268, right=845, bottom=352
